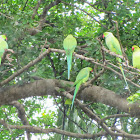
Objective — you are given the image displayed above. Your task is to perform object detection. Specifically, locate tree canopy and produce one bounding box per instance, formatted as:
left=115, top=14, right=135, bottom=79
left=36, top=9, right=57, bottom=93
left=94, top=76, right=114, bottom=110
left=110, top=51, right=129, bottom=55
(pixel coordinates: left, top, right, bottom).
left=0, top=0, right=140, bottom=139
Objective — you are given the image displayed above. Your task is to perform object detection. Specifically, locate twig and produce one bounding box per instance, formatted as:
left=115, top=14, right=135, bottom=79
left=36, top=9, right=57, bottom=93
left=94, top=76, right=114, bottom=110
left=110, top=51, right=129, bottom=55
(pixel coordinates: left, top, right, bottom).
left=87, top=68, right=105, bottom=85
left=100, top=114, right=130, bottom=123
left=22, top=0, right=29, bottom=11
left=102, top=46, right=124, bottom=60
left=106, top=61, right=140, bottom=76
left=0, top=12, right=14, bottom=20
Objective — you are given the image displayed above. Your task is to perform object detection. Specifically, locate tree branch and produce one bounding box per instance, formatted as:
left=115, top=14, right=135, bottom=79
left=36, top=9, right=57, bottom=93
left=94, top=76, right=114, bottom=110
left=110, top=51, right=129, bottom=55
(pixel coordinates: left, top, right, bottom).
left=1, top=48, right=140, bottom=88
left=0, top=79, right=140, bottom=117
left=100, top=114, right=130, bottom=123
left=40, top=0, right=61, bottom=19
left=32, top=0, right=42, bottom=19
left=0, top=48, right=50, bottom=87
left=9, top=101, right=31, bottom=140
left=0, top=120, right=107, bottom=139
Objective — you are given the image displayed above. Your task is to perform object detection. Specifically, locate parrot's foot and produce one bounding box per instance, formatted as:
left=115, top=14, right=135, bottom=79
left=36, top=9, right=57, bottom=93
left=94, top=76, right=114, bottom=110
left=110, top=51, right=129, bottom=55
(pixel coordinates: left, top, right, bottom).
left=83, top=82, right=88, bottom=86
left=6, top=54, right=14, bottom=62
left=83, top=82, right=92, bottom=87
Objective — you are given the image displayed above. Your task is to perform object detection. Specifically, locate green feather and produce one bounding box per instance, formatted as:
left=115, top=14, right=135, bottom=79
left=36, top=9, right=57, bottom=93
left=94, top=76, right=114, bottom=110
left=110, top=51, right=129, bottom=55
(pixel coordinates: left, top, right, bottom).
left=71, top=67, right=92, bottom=109
left=132, top=45, right=140, bottom=69
left=66, top=53, right=72, bottom=80
left=0, top=35, right=8, bottom=65
left=103, top=32, right=130, bottom=91
left=71, top=82, right=81, bottom=109
left=63, top=35, right=77, bottom=80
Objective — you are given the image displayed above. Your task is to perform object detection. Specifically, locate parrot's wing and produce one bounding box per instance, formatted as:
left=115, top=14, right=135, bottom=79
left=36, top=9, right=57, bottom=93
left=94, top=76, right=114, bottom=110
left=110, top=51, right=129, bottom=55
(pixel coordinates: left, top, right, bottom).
left=0, top=39, right=8, bottom=51
left=106, top=35, right=122, bottom=55
left=133, top=48, right=140, bottom=69
left=63, top=35, right=77, bottom=53
left=73, top=69, right=89, bottom=86
left=71, top=67, right=91, bottom=109
left=110, top=36, right=122, bottom=55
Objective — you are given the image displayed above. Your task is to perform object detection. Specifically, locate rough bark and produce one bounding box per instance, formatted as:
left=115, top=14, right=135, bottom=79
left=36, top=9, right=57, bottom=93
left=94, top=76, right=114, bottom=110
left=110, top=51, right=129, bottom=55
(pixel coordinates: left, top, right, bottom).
left=0, top=79, right=139, bottom=117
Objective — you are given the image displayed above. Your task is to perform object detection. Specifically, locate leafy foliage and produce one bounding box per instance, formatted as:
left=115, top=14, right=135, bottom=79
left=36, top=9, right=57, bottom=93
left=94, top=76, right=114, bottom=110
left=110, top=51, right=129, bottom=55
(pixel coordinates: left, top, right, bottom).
left=0, top=0, right=140, bottom=139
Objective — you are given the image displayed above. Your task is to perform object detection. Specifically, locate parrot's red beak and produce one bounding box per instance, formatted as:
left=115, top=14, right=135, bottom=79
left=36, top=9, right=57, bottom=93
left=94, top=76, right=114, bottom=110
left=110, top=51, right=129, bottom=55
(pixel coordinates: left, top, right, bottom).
left=103, top=34, right=105, bottom=38
left=91, top=69, right=93, bottom=72
left=132, top=47, right=134, bottom=51
left=6, top=37, right=7, bottom=41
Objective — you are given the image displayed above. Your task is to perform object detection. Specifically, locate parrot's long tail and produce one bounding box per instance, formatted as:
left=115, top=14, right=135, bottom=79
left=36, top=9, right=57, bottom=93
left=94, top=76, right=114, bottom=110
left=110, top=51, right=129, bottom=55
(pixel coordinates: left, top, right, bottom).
left=67, top=53, right=72, bottom=80
left=71, top=82, right=81, bottom=110
left=117, top=58, right=131, bottom=93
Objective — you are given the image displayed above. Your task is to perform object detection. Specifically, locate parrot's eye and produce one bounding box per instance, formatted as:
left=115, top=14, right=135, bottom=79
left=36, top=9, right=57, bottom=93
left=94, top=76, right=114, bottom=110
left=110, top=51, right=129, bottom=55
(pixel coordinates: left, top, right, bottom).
left=132, top=47, right=134, bottom=51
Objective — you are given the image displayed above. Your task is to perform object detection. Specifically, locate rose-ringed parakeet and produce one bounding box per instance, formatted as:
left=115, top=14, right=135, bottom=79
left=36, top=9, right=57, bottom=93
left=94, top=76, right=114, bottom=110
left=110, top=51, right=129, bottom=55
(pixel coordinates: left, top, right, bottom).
left=63, top=35, right=77, bottom=80
left=0, top=35, right=8, bottom=65
left=71, top=67, right=93, bottom=109
left=103, top=32, right=130, bottom=91
left=132, top=45, right=140, bottom=69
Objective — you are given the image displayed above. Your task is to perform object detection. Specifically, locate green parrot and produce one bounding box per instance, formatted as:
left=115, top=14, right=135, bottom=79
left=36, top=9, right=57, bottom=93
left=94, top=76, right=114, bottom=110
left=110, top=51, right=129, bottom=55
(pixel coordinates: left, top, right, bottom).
left=63, top=35, right=77, bottom=80
left=103, top=32, right=130, bottom=91
left=0, top=35, right=8, bottom=65
left=71, top=67, right=93, bottom=109
left=132, top=45, right=140, bottom=69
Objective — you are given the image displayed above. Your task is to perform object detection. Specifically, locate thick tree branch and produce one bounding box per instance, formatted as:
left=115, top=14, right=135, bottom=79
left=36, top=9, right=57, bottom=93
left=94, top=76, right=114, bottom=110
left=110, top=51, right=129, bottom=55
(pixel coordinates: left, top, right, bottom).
left=9, top=101, right=29, bottom=125
left=0, top=79, right=140, bottom=117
